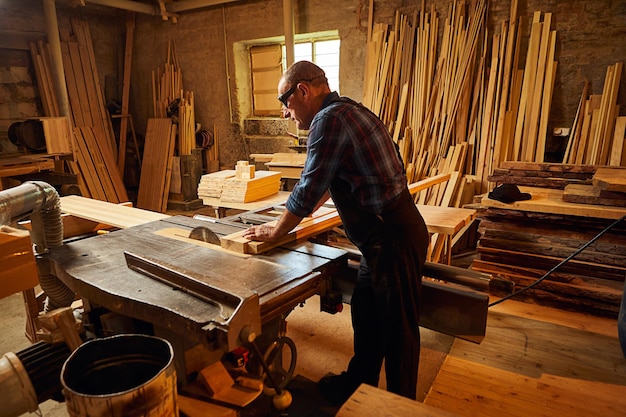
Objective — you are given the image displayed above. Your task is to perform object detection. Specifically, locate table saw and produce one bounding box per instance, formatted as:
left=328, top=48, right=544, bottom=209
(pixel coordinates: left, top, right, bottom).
left=42, top=214, right=349, bottom=380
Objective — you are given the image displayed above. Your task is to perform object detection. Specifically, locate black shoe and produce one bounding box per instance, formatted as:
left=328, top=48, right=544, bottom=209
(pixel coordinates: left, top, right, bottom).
left=317, top=372, right=358, bottom=407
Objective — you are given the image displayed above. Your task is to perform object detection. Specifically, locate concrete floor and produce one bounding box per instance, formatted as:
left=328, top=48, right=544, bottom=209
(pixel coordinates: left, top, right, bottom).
left=0, top=287, right=454, bottom=417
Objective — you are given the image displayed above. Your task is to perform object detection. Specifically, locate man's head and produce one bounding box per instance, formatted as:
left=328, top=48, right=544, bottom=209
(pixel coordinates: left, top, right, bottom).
left=278, top=61, right=331, bottom=130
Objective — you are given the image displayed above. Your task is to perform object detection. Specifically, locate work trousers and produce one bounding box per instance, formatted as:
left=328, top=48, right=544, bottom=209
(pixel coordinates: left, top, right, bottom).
left=342, top=190, right=428, bottom=399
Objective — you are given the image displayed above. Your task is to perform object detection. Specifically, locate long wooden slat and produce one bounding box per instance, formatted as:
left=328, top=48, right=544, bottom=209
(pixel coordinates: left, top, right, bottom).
left=609, top=116, right=626, bottom=166
left=60, top=195, right=168, bottom=229
left=137, top=118, right=176, bottom=212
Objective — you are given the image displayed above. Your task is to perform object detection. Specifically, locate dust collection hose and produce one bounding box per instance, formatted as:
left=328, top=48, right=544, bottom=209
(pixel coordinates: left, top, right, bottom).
left=0, top=181, right=74, bottom=310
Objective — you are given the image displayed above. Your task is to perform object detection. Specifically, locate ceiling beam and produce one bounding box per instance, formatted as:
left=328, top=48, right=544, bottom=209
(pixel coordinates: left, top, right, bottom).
left=167, top=0, right=241, bottom=13
left=84, top=0, right=159, bottom=15
left=83, top=0, right=242, bottom=15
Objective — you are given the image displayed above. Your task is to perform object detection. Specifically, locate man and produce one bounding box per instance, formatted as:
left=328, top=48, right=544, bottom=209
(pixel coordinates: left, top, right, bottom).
left=242, top=61, right=429, bottom=405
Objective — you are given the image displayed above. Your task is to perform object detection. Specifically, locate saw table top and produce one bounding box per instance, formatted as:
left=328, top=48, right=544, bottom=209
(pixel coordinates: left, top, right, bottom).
left=47, top=215, right=347, bottom=350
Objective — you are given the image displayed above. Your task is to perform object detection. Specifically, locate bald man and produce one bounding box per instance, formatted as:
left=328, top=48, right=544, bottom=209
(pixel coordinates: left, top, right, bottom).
left=243, top=61, right=429, bottom=405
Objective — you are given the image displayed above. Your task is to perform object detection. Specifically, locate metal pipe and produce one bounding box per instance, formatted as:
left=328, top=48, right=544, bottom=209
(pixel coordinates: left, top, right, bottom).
left=0, top=182, right=72, bottom=311
left=42, top=0, right=70, bottom=117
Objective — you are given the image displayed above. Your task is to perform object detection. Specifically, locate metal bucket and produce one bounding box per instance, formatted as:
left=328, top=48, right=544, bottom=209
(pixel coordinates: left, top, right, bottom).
left=61, top=334, right=179, bottom=417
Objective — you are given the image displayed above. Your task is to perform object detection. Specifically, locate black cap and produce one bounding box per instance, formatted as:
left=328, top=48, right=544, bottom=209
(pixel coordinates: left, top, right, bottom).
left=488, top=184, right=532, bottom=204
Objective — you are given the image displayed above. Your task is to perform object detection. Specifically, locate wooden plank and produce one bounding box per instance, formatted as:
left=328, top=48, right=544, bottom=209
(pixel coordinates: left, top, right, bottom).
left=118, top=12, right=135, bottom=175
left=593, top=167, right=626, bottom=192
left=482, top=186, right=626, bottom=219
left=563, top=184, right=626, bottom=207
left=60, top=195, right=169, bottom=229
left=535, top=31, right=557, bottom=162
left=137, top=118, right=176, bottom=212
left=338, top=383, right=460, bottom=417
left=609, top=116, right=626, bottom=166
left=160, top=125, right=177, bottom=212
left=178, top=395, right=236, bottom=417
left=220, top=207, right=341, bottom=254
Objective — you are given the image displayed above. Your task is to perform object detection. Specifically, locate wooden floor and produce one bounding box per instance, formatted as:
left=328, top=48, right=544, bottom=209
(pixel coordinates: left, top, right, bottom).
left=424, top=297, right=626, bottom=417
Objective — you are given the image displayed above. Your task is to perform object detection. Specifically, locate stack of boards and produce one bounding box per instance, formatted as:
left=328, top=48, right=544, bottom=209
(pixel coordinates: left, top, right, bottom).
left=197, top=166, right=281, bottom=204
left=563, top=167, right=626, bottom=207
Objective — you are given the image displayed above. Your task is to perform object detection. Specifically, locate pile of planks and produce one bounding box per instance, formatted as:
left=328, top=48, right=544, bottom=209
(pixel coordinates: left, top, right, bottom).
left=29, top=41, right=60, bottom=117
left=197, top=166, right=281, bottom=204
left=362, top=0, right=624, bottom=211
left=563, top=167, right=626, bottom=208
left=563, top=63, right=625, bottom=166
left=152, top=41, right=183, bottom=119
left=29, top=18, right=127, bottom=203
left=473, top=163, right=626, bottom=315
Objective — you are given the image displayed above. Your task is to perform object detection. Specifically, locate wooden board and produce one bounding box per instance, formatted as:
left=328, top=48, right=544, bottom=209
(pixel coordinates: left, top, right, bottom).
left=593, top=167, right=626, bottom=192
left=178, top=395, right=236, bottom=417
left=0, top=226, right=39, bottom=298
left=481, top=186, right=626, bottom=220
left=337, top=383, right=460, bottom=417
left=220, top=206, right=341, bottom=254
left=137, top=118, right=176, bottom=212
left=563, top=184, right=626, bottom=207
left=60, top=195, right=169, bottom=229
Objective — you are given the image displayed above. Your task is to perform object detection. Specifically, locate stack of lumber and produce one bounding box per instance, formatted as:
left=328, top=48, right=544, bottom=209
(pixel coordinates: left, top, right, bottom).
left=563, top=167, right=626, bottom=207
left=29, top=41, right=60, bottom=117
left=489, top=161, right=596, bottom=189
left=197, top=170, right=236, bottom=199
left=360, top=1, right=622, bottom=205
left=197, top=166, right=281, bottom=204
left=220, top=170, right=281, bottom=203
left=137, top=118, right=177, bottom=212
left=563, top=63, right=625, bottom=166
left=152, top=41, right=183, bottom=118
left=472, top=163, right=626, bottom=316
left=28, top=18, right=128, bottom=203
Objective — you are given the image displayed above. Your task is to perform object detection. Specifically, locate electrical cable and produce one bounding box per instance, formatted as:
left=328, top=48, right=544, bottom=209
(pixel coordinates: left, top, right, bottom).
left=488, top=213, right=626, bottom=308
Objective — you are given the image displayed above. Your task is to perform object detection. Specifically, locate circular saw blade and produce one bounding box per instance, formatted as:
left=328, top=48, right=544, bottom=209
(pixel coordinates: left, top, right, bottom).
left=189, top=226, right=221, bottom=245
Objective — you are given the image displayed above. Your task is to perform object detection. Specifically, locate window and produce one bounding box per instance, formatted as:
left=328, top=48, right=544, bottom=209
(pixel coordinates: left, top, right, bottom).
left=283, top=39, right=340, bottom=93
left=250, top=34, right=340, bottom=117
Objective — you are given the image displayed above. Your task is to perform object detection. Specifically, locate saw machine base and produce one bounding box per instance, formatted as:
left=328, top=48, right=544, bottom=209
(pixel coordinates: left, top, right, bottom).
left=44, top=215, right=350, bottom=388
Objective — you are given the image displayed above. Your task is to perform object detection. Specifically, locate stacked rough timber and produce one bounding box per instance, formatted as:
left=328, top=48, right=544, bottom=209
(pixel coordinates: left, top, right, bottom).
left=472, top=162, right=626, bottom=316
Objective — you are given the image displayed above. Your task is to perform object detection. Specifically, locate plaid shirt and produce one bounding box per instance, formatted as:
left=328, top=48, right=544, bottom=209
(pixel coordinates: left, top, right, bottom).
left=286, top=92, right=407, bottom=217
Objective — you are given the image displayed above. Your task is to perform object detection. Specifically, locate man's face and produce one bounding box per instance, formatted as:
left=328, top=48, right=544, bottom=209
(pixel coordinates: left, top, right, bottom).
left=277, top=79, right=314, bottom=130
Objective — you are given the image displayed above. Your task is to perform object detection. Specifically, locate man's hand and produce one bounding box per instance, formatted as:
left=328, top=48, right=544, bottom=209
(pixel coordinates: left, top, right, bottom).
left=242, top=224, right=277, bottom=242
left=242, top=209, right=304, bottom=243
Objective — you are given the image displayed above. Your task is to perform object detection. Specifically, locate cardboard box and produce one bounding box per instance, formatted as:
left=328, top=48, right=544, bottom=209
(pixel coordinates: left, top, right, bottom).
left=0, top=226, right=39, bottom=299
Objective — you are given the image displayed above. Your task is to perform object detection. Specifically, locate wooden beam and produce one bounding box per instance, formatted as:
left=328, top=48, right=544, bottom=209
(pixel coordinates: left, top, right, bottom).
left=117, top=12, right=136, bottom=175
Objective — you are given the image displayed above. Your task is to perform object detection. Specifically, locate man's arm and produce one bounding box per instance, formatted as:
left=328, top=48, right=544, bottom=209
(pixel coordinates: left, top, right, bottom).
left=242, top=209, right=303, bottom=242
left=242, top=192, right=329, bottom=242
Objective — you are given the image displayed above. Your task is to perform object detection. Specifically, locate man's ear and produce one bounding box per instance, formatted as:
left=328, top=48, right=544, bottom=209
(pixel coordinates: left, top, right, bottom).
left=298, top=82, right=309, bottom=100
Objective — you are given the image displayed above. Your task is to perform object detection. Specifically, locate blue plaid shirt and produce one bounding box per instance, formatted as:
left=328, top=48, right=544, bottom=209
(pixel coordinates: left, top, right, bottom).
left=286, top=92, right=407, bottom=217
